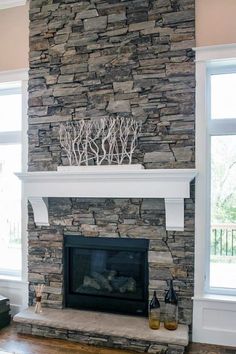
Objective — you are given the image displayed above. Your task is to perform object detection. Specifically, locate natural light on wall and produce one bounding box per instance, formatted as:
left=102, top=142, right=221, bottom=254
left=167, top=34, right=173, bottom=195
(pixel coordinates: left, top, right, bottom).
left=0, top=82, right=22, bottom=278
left=209, top=72, right=236, bottom=291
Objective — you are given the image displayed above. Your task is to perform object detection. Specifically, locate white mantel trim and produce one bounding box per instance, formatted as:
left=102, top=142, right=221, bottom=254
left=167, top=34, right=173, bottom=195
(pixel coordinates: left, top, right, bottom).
left=16, top=169, right=197, bottom=231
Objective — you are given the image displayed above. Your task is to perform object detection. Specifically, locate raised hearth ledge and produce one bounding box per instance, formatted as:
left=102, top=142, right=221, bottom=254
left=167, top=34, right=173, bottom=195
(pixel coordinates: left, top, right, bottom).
left=14, top=307, right=188, bottom=353
left=15, top=168, right=197, bottom=231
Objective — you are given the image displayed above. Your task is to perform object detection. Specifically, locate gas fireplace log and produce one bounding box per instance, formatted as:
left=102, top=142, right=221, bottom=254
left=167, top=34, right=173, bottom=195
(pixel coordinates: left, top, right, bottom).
left=111, top=276, right=136, bottom=293
left=78, top=273, right=137, bottom=295
left=103, top=270, right=117, bottom=281
left=83, top=276, right=101, bottom=290
left=91, top=272, right=113, bottom=292
left=120, top=277, right=136, bottom=293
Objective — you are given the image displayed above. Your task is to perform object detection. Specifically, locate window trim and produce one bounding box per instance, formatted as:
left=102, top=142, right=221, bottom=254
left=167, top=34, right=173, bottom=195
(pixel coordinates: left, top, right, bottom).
left=205, top=66, right=236, bottom=296
left=194, top=46, right=236, bottom=300
left=0, top=69, right=28, bottom=281
left=193, top=43, right=236, bottom=347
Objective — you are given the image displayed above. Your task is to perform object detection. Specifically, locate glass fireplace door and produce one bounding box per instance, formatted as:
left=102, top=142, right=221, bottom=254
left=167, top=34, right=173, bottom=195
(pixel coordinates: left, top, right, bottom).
left=64, top=236, right=149, bottom=316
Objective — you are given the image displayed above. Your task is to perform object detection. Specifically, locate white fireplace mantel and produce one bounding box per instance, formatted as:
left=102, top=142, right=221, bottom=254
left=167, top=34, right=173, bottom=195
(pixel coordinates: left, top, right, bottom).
left=16, top=168, right=197, bottom=231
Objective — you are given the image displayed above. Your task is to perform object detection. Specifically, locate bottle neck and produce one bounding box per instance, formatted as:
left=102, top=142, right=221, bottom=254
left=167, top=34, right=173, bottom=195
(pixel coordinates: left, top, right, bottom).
left=169, top=280, right=174, bottom=290
left=150, top=291, right=160, bottom=308
left=165, top=280, right=178, bottom=304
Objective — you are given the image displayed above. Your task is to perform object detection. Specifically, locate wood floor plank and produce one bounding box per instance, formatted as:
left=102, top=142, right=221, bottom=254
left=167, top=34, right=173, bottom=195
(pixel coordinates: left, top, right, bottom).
left=0, top=324, right=136, bottom=354
left=0, top=324, right=235, bottom=354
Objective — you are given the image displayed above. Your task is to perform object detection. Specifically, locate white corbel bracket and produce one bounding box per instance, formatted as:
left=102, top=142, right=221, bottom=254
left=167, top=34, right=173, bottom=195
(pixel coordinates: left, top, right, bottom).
left=28, top=197, right=49, bottom=226
left=165, top=198, right=184, bottom=231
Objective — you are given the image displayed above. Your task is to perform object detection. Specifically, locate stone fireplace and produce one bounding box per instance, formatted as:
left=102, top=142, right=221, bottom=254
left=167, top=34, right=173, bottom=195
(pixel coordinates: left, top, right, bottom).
left=26, top=191, right=195, bottom=326
left=15, top=193, right=193, bottom=352
left=14, top=0, right=196, bottom=352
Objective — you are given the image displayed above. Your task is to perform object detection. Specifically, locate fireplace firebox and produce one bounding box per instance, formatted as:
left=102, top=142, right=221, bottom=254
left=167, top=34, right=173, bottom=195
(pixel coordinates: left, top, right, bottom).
left=64, top=235, right=149, bottom=316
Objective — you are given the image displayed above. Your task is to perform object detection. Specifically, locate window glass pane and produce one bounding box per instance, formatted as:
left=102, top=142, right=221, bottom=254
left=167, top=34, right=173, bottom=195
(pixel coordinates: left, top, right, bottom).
left=210, top=136, right=236, bottom=289
left=211, top=73, right=236, bottom=119
left=0, top=144, right=21, bottom=276
left=0, top=93, right=21, bottom=132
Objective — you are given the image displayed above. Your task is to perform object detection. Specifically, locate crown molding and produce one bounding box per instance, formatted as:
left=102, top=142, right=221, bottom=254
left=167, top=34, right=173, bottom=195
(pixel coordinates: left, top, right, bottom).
left=0, top=0, right=27, bottom=10
left=0, top=68, right=28, bottom=82
left=194, top=43, right=236, bottom=62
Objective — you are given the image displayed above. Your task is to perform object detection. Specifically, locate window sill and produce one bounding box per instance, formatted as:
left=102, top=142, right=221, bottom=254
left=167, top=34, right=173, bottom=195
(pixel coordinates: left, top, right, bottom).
left=0, top=277, right=28, bottom=289
left=193, top=294, right=236, bottom=304
left=0, top=274, right=21, bottom=281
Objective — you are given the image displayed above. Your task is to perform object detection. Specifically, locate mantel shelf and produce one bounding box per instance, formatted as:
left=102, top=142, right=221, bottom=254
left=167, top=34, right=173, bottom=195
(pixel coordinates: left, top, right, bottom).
left=16, top=168, right=197, bottom=231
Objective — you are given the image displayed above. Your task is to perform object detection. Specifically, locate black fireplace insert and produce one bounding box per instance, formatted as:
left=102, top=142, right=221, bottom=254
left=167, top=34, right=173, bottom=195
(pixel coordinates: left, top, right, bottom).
left=64, top=235, right=149, bottom=316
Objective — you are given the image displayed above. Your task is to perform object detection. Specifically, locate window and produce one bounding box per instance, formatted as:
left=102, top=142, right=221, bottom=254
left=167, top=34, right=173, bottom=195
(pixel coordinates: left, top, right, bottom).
left=207, top=66, right=236, bottom=294
left=0, top=80, right=25, bottom=278
left=194, top=46, right=236, bottom=346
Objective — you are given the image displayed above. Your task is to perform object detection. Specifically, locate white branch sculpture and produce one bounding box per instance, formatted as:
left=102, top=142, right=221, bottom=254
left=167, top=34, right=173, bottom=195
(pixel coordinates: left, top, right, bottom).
left=59, top=117, right=141, bottom=166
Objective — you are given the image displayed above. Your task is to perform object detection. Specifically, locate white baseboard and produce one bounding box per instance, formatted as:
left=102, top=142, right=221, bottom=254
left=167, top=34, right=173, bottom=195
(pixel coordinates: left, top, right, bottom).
left=193, top=296, right=236, bottom=347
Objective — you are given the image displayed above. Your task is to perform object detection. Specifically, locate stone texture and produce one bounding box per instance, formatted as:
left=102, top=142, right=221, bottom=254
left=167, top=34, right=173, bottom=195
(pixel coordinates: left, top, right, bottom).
left=14, top=307, right=187, bottom=353
left=108, top=12, right=126, bottom=23
left=162, top=10, right=194, bottom=25
left=129, top=21, right=155, bottom=32
left=28, top=0, right=195, bottom=337
left=76, top=9, right=98, bottom=20
left=84, top=16, right=107, bottom=31
left=113, top=81, right=133, bottom=92
left=107, top=99, right=131, bottom=113
left=166, top=63, right=195, bottom=77
left=144, top=151, right=175, bottom=163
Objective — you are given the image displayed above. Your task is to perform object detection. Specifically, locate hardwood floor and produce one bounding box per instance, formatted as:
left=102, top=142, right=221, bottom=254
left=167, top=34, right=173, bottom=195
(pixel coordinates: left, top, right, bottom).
left=186, top=342, right=236, bottom=354
left=0, top=324, right=235, bottom=354
left=0, top=324, right=135, bottom=354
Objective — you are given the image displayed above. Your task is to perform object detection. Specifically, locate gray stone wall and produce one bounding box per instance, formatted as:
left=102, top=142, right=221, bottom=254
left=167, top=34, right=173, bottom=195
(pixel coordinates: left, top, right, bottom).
left=28, top=0, right=195, bottom=327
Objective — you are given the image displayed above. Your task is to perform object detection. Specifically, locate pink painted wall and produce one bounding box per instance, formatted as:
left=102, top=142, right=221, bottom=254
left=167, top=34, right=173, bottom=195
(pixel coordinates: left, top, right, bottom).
left=0, top=4, right=29, bottom=71
left=196, top=0, right=236, bottom=47
left=0, top=1, right=235, bottom=72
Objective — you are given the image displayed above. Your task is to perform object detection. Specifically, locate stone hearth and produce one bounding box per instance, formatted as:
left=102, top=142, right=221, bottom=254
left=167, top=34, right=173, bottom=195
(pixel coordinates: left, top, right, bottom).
left=14, top=307, right=188, bottom=353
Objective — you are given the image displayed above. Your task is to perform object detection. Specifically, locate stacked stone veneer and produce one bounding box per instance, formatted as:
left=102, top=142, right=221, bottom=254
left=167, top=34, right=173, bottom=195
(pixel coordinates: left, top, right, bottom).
left=28, top=0, right=195, bottom=328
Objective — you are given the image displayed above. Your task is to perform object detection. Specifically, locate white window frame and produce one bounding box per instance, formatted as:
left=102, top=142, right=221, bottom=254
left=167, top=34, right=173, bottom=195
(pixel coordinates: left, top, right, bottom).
left=205, top=65, right=236, bottom=296
left=0, top=69, right=28, bottom=283
left=193, top=44, right=236, bottom=347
